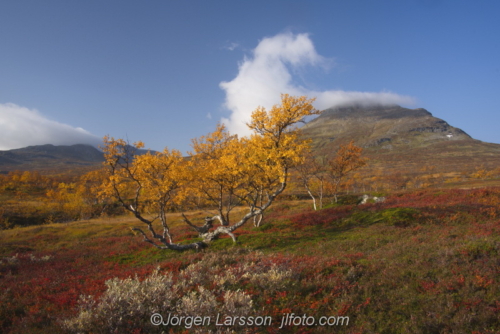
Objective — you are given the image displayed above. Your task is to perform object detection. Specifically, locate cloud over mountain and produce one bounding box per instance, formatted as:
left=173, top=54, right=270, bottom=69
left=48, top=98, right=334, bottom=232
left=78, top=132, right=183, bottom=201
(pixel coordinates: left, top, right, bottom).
left=0, top=103, right=101, bottom=150
left=220, top=32, right=415, bottom=136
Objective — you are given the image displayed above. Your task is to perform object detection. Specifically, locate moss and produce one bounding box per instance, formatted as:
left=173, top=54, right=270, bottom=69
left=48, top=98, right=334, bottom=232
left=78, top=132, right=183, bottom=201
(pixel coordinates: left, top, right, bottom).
left=380, top=207, right=420, bottom=227
left=255, top=222, right=274, bottom=231
left=337, top=194, right=362, bottom=205
left=461, top=240, right=498, bottom=260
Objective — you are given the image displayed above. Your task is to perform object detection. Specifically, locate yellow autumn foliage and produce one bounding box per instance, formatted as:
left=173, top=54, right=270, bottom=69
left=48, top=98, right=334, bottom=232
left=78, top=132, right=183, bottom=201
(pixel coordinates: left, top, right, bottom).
left=99, top=94, right=320, bottom=248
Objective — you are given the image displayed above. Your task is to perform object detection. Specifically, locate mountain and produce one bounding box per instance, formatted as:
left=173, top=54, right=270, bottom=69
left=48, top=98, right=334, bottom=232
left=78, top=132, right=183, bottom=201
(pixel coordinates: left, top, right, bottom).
left=0, top=144, right=105, bottom=173
left=0, top=144, right=154, bottom=174
left=2, top=105, right=499, bottom=178
left=301, top=104, right=500, bottom=176
left=302, top=104, right=472, bottom=150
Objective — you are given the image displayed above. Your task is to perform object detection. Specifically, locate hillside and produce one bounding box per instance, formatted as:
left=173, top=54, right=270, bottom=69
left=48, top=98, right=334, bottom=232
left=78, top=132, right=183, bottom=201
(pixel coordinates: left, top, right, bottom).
left=0, top=144, right=153, bottom=174
left=1, top=105, right=500, bottom=179
left=301, top=104, right=500, bottom=176
left=303, top=104, right=472, bottom=149
left=0, top=144, right=104, bottom=174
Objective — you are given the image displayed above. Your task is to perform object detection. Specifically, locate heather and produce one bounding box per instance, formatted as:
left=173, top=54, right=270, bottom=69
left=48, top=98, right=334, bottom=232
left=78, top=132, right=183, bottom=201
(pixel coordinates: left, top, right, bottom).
left=1, top=187, right=499, bottom=333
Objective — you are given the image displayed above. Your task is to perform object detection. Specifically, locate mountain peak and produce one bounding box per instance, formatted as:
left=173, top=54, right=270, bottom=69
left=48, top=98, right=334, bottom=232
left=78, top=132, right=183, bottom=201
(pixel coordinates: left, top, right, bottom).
left=321, top=104, right=433, bottom=120
left=302, top=104, right=471, bottom=151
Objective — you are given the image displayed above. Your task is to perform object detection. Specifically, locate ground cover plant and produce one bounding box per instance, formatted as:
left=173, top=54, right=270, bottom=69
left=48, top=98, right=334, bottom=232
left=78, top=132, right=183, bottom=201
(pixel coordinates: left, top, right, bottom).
left=1, top=187, right=500, bottom=333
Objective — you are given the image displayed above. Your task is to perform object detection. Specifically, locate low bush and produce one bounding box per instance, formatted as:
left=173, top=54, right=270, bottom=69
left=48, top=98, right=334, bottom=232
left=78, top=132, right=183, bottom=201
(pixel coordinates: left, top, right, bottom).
left=63, top=250, right=293, bottom=333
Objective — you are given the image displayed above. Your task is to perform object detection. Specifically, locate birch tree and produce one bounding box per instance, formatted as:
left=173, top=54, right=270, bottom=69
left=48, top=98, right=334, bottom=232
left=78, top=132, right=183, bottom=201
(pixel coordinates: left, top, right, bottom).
left=101, top=94, right=320, bottom=250
left=100, top=137, right=202, bottom=250
left=294, top=151, right=327, bottom=210
left=326, top=141, right=367, bottom=202
left=185, top=94, right=320, bottom=241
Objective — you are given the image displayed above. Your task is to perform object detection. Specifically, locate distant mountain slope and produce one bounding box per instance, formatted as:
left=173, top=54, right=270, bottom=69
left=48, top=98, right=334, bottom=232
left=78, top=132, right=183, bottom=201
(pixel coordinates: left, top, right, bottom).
left=0, top=144, right=105, bottom=173
left=301, top=104, right=500, bottom=175
left=0, top=144, right=154, bottom=174
left=302, top=104, right=472, bottom=150
left=2, top=105, right=500, bottom=178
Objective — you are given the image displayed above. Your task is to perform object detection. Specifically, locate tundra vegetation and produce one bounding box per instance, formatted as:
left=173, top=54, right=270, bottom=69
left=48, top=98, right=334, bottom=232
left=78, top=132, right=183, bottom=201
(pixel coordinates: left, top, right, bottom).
left=1, top=187, right=500, bottom=333
left=1, top=95, right=500, bottom=333
left=2, top=148, right=500, bottom=231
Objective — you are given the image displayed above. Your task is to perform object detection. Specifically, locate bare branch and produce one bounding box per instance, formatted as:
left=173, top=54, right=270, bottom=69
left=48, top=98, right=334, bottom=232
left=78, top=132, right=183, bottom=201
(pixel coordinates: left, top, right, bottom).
left=132, top=227, right=206, bottom=250
left=182, top=213, right=215, bottom=234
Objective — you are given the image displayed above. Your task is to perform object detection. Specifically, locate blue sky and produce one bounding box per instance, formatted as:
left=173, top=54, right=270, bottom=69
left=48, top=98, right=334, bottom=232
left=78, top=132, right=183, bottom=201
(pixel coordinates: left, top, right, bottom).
left=0, top=0, right=499, bottom=153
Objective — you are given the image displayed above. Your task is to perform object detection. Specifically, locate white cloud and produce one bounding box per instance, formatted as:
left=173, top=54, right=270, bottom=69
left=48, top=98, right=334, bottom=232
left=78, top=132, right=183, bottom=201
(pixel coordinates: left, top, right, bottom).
left=219, top=32, right=415, bottom=136
left=223, top=42, right=240, bottom=51
left=0, top=102, right=101, bottom=150
left=314, top=90, right=415, bottom=110
left=206, top=112, right=212, bottom=119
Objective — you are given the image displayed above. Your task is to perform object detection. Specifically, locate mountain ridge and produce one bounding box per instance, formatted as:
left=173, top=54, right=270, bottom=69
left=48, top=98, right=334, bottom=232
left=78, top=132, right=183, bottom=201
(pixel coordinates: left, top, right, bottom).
left=301, top=104, right=500, bottom=177
left=1, top=104, right=499, bottom=176
left=302, top=104, right=473, bottom=151
left=0, top=143, right=154, bottom=174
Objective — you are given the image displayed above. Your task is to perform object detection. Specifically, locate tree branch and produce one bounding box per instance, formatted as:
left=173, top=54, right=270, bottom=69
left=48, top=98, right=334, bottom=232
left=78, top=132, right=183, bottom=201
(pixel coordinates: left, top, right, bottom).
left=132, top=227, right=206, bottom=250
left=182, top=213, right=214, bottom=234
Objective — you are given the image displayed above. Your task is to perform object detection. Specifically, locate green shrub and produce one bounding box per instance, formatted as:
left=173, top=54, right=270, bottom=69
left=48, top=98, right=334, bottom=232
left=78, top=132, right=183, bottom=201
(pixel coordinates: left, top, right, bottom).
left=337, top=195, right=362, bottom=205
left=340, top=208, right=420, bottom=228
left=380, top=208, right=420, bottom=227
